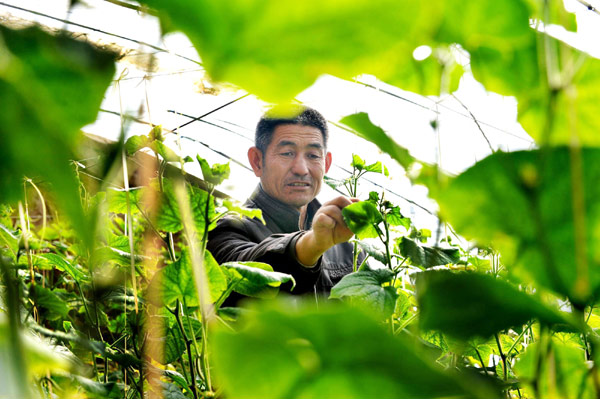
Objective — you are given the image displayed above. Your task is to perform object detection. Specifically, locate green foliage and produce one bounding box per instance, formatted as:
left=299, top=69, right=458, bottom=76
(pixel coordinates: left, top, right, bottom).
left=340, top=113, right=415, bottom=170
left=0, top=25, right=117, bottom=249
left=416, top=271, right=571, bottom=340
left=196, top=155, right=231, bottom=186
left=398, top=236, right=460, bottom=268
left=211, top=300, right=499, bottom=399
left=221, top=261, right=296, bottom=298
left=436, top=147, right=600, bottom=306
left=152, top=249, right=227, bottom=306
left=139, top=0, right=443, bottom=102
left=329, top=268, right=399, bottom=318
left=150, top=178, right=216, bottom=234
left=341, top=201, right=383, bottom=239
left=514, top=338, right=594, bottom=399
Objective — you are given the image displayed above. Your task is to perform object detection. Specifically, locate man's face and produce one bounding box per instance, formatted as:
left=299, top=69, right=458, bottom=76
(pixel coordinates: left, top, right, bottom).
left=249, top=124, right=332, bottom=210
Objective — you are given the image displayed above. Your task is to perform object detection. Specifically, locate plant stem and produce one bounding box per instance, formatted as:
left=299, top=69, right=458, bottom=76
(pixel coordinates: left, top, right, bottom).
left=0, top=258, right=31, bottom=399
left=495, top=333, right=508, bottom=381
left=174, top=301, right=199, bottom=399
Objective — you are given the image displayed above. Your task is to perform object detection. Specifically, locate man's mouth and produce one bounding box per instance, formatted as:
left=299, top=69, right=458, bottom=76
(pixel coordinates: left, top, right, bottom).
left=287, top=182, right=311, bottom=187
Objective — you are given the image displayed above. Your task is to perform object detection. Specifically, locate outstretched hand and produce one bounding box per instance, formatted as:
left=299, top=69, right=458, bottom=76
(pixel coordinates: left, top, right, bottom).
left=295, top=196, right=357, bottom=267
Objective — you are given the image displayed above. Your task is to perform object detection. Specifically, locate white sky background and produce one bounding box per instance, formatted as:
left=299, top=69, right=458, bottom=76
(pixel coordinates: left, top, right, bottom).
left=2, top=0, right=600, bottom=236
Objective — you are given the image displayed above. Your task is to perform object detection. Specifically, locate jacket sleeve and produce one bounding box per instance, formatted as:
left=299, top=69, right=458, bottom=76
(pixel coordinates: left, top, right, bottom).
left=207, top=217, right=321, bottom=295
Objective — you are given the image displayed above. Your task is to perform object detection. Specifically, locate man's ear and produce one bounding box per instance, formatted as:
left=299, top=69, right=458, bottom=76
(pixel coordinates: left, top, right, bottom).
left=325, top=151, right=332, bottom=173
left=248, top=147, right=264, bottom=177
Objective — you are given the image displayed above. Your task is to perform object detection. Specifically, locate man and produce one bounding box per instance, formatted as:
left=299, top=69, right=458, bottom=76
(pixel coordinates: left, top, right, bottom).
left=208, top=105, right=360, bottom=299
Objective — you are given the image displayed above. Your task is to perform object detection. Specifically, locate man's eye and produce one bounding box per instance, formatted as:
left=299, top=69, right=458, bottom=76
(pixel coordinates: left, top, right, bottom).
left=308, top=153, right=322, bottom=159
left=280, top=152, right=294, bottom=157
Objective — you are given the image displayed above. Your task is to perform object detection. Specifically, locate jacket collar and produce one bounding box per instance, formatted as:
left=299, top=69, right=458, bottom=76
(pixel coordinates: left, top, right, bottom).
left=248, top=184, right=320, bottom=234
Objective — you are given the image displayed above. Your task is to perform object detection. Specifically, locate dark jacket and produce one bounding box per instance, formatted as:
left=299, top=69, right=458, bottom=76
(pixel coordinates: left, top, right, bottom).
left=207, top=185, right=359, bottom=299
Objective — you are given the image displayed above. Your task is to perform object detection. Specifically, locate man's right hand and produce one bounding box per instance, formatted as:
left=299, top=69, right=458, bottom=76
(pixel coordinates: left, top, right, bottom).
left=295, top=196, right=357, bottom=267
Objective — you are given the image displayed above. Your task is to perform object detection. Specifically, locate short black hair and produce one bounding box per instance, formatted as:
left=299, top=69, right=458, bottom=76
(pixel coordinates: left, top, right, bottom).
left=255, top=105, right=328, bottom=154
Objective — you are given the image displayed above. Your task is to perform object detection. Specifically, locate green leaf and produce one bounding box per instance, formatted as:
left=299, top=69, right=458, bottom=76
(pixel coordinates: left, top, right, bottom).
left=398, top=237, right=459, bottom=268
left=40, top=253, right=87, bottom=282
left=164, top=326, right=186, bottom=365
left=386, top=45, right=464, bottom=96
left=148, top=179, right=215, bottom=234
left=161, top=382, right=187, bottom=399
left=416, top=270, right=573, bottom=340
left=342, top=201, right=383, bottom=239
left=351, top=154, right=366, bottom=170
left=514, top=339, right=593, bottom=399
left=155, top=249, right=227, bottom=307
left=518, top=51, right=600, bottom=147
left=0, top=223, right=19, bottom=258
left=222, top=261, right=296, bottom=298
left=138, top=0, right=441, bottom=102
left=211, top=300, right=500, bottom=399
left=197, top=155, right=231, bottom=186
left=364, top=161, right=389, bottom=176
left=0, top=25, right=116, bottom=249
left=354, top=240, right=386, bottom=265
left=222, top=199, right=265, bottom=223
left=330, top=268, right=399, bottom=318
left=340, top=113, right=415, bottom=170
left=29, top=284, right=70, bottom=320
left=436, top=147, right=600, bottom=305
left=106, top=187, right=142, bottom=214
left=386, top=205, right=411, bottom=229
left=125, top=134, right=152, bottom=156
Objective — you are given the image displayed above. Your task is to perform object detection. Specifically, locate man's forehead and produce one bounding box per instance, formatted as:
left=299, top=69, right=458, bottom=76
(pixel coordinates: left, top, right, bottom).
left=271, top=124, right=325, bottom=148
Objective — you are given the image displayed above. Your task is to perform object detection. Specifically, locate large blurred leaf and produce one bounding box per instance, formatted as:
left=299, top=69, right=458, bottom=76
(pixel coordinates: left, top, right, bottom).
left=330, top=268, right=399, bottom=318
left=212, top=300, right=500, bottom=399
left=436, top=147, right=600, bottom=305
left=517, top=50, right=600, bottom=146
left=139, top=0, right=443, bottom=102
left=0, top=26, right=116, bottom=249
left=340, top=113, right=415, bottom=170
left=416, top=270, right=573, bottom=340
left=398, top=237, right=460, bottom=268
left=221, top=261, right=295, bottom=298
left=514, top=339, right=594, bottom=399
left=341, top=201, right=383, bottom=240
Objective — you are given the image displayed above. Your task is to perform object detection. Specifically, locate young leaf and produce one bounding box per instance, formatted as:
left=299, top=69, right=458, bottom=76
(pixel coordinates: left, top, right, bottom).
left=342, top=201, right=383, bottom=239
left=386, top=205, right=411, bottom=229
left=197, top=155, right=231, bottom=186
left=125, top=134, right=152, bottom=156
left=416, top=270, right=573, bottom=340
left=398, top=237, right=459, bottom=268
left=222, top=199, right=264, bottom=223
left=364, top=161, right=389, bottom=176
left=221, top=261, right=296, bottom=298
left=351, top=154, right=366, bottom=170
left=330, top=268, right=399, bottom=318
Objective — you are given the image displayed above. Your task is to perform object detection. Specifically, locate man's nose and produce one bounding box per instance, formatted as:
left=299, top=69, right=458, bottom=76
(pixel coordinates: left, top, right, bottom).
left=291, top=155, right=309, bottom=176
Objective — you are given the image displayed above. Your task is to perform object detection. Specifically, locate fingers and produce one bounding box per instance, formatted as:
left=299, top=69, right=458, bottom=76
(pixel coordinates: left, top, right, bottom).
left=322, top=195, right=354, bottom=209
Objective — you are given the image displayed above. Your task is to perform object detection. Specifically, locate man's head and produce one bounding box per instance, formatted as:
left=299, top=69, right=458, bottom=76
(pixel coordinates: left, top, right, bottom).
left=248, top=105, right=332, bottom=210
